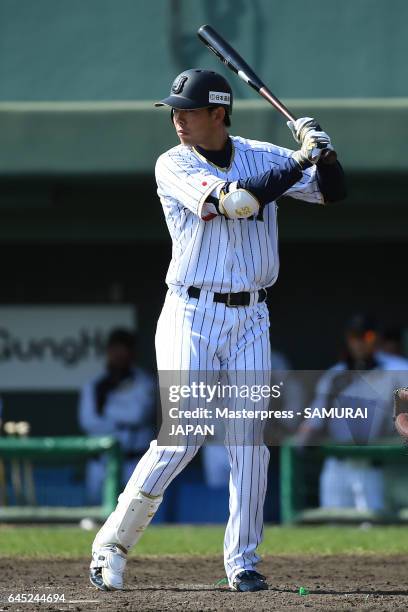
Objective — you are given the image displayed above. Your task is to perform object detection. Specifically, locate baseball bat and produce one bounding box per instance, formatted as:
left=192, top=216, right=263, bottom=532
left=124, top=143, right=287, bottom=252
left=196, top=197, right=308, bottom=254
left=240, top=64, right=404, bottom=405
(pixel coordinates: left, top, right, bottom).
left=197, top=25, right=337, bottom=165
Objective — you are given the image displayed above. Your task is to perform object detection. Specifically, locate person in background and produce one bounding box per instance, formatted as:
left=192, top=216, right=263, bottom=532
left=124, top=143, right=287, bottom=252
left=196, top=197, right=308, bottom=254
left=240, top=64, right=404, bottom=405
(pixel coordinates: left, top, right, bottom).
left=0, top=398, right=5, bottom=506
left=295, top=314, right=408, bottom=512
left=380, top=326, right=406, bottom=358
left=79, top=328, right=156, bottom=505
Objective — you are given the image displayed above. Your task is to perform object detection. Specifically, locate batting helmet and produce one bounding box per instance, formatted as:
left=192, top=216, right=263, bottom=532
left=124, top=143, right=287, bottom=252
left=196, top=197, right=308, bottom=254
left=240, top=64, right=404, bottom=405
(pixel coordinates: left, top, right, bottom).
left=155, top=69, right=233, bottom=116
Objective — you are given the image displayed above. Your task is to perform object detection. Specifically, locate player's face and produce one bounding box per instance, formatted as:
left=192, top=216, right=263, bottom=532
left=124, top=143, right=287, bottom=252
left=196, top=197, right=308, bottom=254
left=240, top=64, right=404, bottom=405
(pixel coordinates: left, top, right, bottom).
left=346, top=331, right=377, bottom=361
left=107, top=344, right=134, bottom=370
left=172, top=108, right=224, bottom=147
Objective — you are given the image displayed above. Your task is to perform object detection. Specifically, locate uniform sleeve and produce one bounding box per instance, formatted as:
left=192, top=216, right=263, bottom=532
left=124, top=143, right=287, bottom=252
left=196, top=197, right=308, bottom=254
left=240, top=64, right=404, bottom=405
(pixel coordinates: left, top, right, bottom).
left=78, top=382, right=112, bottom=435
left=316, top=160, right=347, bottom=203
left=283, top=163, right=325, bottom=204
left=306, top=370, right=335, bottom=430
left=109, top=375, right=156, bottom=426
left=237, top=157, right=303, bottom=205
left=155, top=152, right=225, bottom=219
left=254, top=142, right=326, bottom=205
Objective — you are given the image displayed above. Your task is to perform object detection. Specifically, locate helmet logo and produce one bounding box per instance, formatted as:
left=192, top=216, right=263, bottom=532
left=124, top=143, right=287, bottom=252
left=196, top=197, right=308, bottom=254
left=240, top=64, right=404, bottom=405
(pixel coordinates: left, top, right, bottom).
left=171, top=75, right=188, bottom=94
left=209, top=91, right=231, bottom=105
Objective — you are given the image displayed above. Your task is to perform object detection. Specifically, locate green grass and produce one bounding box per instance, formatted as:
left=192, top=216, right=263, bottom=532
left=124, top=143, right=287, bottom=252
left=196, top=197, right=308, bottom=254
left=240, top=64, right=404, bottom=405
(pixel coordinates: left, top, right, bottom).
left=1, top=525, right=408, bottom=558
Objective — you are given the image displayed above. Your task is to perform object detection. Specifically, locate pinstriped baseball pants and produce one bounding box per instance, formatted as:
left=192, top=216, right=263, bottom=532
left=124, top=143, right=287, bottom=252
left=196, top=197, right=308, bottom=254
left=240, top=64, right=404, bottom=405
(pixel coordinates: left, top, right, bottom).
left=120, top=287, right=272, bottom=584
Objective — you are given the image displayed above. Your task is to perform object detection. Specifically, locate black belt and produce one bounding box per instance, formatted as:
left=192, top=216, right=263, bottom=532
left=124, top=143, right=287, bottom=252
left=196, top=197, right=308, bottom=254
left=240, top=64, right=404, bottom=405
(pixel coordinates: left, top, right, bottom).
left=188, top=286, right=267, bottom=307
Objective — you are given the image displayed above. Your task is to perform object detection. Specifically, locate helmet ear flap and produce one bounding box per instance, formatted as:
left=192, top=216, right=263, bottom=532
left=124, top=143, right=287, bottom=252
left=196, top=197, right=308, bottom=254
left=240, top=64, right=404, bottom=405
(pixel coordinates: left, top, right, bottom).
left=170, top=108, right=175, bottom=124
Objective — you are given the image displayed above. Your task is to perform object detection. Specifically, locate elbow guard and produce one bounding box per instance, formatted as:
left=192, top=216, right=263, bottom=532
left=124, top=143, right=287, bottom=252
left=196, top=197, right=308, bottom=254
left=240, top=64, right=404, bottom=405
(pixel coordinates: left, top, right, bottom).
left=219, top=182, right=260, bottom=219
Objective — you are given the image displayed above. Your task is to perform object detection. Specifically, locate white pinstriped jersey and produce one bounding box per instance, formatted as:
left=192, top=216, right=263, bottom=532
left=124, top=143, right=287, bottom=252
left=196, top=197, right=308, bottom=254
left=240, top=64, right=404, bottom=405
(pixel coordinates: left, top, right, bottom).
left=155, top=135, right=324, bottom=293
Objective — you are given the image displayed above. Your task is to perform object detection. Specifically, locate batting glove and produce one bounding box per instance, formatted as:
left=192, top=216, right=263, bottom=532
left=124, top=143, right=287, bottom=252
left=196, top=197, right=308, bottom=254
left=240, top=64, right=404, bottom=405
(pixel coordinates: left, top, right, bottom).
left=291, top=129, right=333, bottom=168
left=287, top=117, right=322, bottom=143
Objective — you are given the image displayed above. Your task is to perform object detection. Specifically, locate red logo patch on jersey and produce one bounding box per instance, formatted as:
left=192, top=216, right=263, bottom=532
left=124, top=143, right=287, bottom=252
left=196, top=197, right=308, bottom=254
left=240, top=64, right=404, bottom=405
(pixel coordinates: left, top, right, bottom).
left=202, top=212, right=217, bottom=221
left=202, top=181, right=208, bottom=186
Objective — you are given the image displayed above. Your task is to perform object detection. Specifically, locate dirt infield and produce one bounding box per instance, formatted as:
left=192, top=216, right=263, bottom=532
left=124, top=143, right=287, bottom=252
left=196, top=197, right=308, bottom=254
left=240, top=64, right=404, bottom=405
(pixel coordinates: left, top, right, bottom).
left=1, top=555, right=408, bottom=611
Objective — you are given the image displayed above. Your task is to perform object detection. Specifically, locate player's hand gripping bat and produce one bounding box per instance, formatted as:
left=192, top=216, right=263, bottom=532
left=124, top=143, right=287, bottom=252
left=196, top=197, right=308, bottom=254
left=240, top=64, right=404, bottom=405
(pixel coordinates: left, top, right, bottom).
left=197, top=25, right=337, bottom=165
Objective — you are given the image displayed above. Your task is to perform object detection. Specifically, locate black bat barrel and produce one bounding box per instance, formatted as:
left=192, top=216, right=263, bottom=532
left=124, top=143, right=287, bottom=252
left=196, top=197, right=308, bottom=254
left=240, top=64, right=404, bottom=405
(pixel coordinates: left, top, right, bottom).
left=197, top=25, right=265, bottom=92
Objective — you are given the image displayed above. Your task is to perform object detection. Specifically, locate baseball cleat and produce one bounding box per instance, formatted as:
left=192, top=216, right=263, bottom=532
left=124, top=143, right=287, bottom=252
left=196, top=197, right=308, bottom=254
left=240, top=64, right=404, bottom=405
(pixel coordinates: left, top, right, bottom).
left=231, top=570, right=269, bottom=592
left=89, top=544, right=127, bottom=591
left=89, top=567, right=109, bottom=591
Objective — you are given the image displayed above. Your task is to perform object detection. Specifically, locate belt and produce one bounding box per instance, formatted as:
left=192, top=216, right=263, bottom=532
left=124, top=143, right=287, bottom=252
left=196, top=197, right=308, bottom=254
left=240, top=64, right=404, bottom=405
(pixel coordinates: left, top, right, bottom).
left=188, top=286, right=267, bottom=307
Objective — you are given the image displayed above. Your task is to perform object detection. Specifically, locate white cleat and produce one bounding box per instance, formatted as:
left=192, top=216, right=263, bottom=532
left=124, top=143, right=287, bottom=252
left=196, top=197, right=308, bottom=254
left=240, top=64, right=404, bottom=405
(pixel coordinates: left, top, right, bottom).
left=89, top=544, right=127, bottom=591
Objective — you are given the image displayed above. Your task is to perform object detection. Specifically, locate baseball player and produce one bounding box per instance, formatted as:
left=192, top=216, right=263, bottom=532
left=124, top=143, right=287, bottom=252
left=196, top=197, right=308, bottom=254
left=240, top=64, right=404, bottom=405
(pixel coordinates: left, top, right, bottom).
left=295, top=314, right=408, bottom=510
left=78, top=328, right=155, bottom=504
left=89, top=69, right=346, bottom=593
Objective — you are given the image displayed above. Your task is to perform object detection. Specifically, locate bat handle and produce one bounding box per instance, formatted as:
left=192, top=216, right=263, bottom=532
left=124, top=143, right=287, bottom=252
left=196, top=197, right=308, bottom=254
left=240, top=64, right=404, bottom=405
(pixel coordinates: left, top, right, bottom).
left=321, top=148, right=337, bottom=165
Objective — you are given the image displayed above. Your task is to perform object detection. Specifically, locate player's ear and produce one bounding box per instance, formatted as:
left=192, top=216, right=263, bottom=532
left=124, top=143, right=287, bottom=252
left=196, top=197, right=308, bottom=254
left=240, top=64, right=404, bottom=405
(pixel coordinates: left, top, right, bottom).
left=210, top=106, right=226, bottom=125
left=219, top=106, right=230, bottom=127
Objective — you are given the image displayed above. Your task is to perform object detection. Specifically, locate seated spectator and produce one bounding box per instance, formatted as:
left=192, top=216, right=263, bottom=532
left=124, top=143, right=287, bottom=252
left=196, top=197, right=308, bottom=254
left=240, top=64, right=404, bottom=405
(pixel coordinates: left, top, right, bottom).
left=0, top=397, right=5, bottom=506
left=295, top=314, right=408, bottom=512
left=379, top=326, right=406, bottom=358
left=79, top=328, right=156, bottom=504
